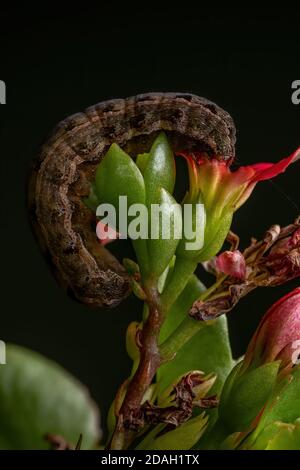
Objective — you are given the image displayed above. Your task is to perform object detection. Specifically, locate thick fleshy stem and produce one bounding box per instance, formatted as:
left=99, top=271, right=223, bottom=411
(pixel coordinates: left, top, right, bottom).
left=108, top=257, right=207, bottom=449
left=160, top=317, right=207, bottom=362
left=161, top=256, right=198, bottom=311
left=159, top=278, right=225, bottom=361
left=109, top=284, right=165, bottom=450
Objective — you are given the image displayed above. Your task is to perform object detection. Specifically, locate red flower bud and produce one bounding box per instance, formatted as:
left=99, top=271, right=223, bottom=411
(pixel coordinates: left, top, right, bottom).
left=216, top=250, right=247, bottom=280
left=190, top=218, right=300, bottom=321
left=243, top=288, right=300, bottom=373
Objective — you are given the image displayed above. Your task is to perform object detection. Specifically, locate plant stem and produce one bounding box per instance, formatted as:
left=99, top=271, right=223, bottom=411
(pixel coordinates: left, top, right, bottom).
left=109, top=284, right=164, bottom=450
left=161, top=256, right=197, bottom=311
left=108, top=259, right=222, bottom=449
left=198, top=418, right=231, bottom=450
left=160, top=317, right=207, bottom=361
left=135, top=423, right=165, bottom=450
left=159, top=275, right=225, bottom=361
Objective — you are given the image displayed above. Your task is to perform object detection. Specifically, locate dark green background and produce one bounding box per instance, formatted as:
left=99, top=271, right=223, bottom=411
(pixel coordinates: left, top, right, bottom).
left=0, top=6, right=299, bottom=427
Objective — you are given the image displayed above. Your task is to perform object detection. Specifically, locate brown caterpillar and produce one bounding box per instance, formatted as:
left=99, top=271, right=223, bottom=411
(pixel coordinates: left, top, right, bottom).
left=28, top=92, right=236, bottom=308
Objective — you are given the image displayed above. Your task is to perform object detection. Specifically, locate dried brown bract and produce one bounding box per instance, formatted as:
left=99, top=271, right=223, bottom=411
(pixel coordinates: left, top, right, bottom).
left=190, top=217, right=300, bottom=320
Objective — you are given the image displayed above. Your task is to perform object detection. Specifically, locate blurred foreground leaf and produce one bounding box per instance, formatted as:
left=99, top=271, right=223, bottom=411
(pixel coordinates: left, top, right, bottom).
left=0, top=344, right=101, bottom=449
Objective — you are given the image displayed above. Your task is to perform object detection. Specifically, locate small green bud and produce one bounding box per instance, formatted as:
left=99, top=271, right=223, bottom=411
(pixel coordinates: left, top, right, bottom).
left=131, top=279, right=147, bottom=301
left=126, top=321, right=141, bottom=361
left=123, top=258, right=140, bottom=277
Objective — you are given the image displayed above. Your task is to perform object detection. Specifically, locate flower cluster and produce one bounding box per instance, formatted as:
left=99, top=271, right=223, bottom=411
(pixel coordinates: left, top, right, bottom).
left=189, top=217, right=300, bottom=320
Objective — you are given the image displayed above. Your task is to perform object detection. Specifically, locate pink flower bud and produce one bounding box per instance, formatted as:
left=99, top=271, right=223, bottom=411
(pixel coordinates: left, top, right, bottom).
left=243, top=288, right=300, bottom=373
left=216, top=250, right=247, bottom=280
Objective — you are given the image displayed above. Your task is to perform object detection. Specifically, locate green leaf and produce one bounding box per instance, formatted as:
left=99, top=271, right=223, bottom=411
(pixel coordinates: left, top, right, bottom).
left=95, top=143, right=148, bottom=271
left=138, top=414, right=208, bottom=450
left=157, top=276, right=233, bottom=397
left=219, top=431, right=243, bottom=450
left=0, top=344, right=100, bottom=450
left=198, top=212, right=233, bottom=263
left=136, top=153, right=150, bottom=174
left=159, top=274, right=206, bottom=343
left=247, top=420, right=300, bottom=450
left=131, top=278, right=147, bottom=300
left=147, top=188, right=182, bottom=278
left=126, top=322, right=140, bottom=361
left=144, top=132, right=175, bottom=206
left=200, top=419, right=234, bottom=450
left=95, top=143, right=146, bottom=218
left=157, top=257, right=175, bottom=294
left=176, top=192, right=206, bottom=260
left=252, top=367, right=300, bottom=436
left=157, top=276, right=233, bottom=450
left=219, top=361, right=280, bottom=432
left=142, top=133, right=178, bottom=278
left=123, top=258, right=140, bottom=276
left=218, top=361, right=243, bottom=414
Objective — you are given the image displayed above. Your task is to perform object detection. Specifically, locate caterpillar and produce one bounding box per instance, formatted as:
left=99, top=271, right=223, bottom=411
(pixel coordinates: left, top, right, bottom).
left=28, top=92, right=236, bottom=308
